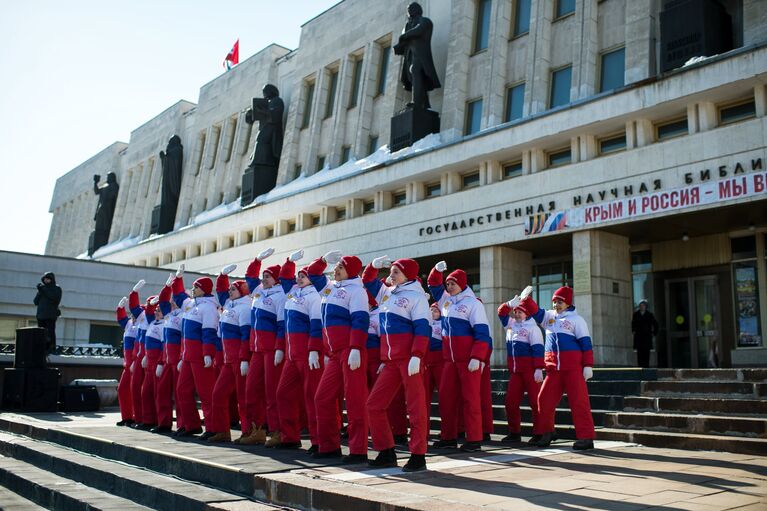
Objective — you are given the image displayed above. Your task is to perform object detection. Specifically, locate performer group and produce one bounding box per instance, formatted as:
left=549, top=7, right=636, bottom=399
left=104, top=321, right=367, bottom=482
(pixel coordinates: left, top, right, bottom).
left=115, top=249, right=596, bottom=472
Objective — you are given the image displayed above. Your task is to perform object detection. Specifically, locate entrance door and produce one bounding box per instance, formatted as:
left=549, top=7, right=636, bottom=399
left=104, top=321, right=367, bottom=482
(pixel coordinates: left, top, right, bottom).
left=665, top=276, right=721, bottom=368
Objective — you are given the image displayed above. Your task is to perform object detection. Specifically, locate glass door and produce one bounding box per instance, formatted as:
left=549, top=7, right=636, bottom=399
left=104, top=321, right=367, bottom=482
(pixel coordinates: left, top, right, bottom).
left=666, top=279, right=692, bottom=368
left=664, top=276, right=721, bottom=368
left=694, top=277, right=721, bottom=368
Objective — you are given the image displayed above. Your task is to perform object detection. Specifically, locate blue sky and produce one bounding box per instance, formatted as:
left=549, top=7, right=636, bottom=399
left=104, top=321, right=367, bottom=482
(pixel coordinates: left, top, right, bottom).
left=0, top=0, right=340, bottom=254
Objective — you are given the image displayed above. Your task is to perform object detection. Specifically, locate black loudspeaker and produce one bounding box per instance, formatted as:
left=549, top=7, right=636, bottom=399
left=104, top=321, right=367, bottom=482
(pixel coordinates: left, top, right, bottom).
left=14, top=327, right=47, bottom=369
left=59, top=385, right=100, bottom=412
left=2, top=368, right=59, bottom=412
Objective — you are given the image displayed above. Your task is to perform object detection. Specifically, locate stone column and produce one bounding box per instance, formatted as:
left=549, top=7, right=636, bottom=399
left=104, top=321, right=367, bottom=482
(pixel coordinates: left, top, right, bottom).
left=479, top=246, right=533, bottom=367
left=624, top=0, right=656, bottom=84
left=572, top=230, right=633, bottom=366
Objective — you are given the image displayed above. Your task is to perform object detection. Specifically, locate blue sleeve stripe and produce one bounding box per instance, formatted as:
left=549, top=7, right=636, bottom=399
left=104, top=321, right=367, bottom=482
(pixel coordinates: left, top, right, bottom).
left=309, top=274, right=327, bottom=293
left=364, top=279, right=382, bottom=299
left=202, top=327, right=219, bottom=345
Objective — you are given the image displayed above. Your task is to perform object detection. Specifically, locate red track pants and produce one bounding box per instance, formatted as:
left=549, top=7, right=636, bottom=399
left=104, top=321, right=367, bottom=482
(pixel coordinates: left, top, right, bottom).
left=140, top=358, right=159, bottom=424
left=481, top=364, right=493, bottom=435
left=506, top=370, right=542, bottom=434
left=176, top=361, right=215, bottom=431
left=117, top=364, right=133, bottom=421
left=208, top=362, right=247, bottom=433
left=315, top=348, right=368, bottom=455
left=368, top=359, right=427, bottom=455
left=438, top=360, right=482, bottom=442
left=277, top=358, right=323, bottom=444
left=366, top=348, right=408, bottom=436
left=245, top=350, right=283, bottom=432
left=538, top=368, right=594, bottom=439
left=129, top=362, right=144, bottom=423
left=423, top=353, right=443, bottom=418
left=155, top=362, right=178, bottom=428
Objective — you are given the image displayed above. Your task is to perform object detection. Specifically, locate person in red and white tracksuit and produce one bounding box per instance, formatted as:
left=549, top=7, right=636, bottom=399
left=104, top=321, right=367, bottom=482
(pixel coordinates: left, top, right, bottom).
left=275, top=250, right=325, bottom=451
left=363, top=256, right=431, bottom=471
left=154, top=277, right=183, bottom=433
left=127, top=280, right=153, bottom=428
left=497, top=297, right=544, bottom=444
left=115, top=297, right=138, bottom=426
left=139, top=295, right=163, bottom=429
left=423, top=303, right=443, bottom=427
left=308, top=250, right=369, bottom=462
left=526, top=286, right=595, bottom=450
left=238, top=248, right=287, bottom=446
left=207, top=264, right=252, bottom=442
left=427, top=261, right=492, bottom=452
left=172, top=267, right=220, bottom=437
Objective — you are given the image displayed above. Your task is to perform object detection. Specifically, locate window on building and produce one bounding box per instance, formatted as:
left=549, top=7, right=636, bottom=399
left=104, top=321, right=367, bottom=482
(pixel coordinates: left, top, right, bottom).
left=505, top=82, right=525, bottom=122
left=600, top=47, right=625, bottom=92
left=336, top=207, right=346, bottom=220
left=631, top=250, right=654, bottom=309
left=426, top=182, right=441, bottom=198
left=392, top=191, right=407, bottom=207
left=377, top=44, right=390, bottom=95
left=301, top=81, right=315, bottom=129
left=656, top=117, right=688, bottom=141
left=286, top=220, right=296, bottom=233
left=731, top=236, right=762, bottom=347
left=349, top=57, right=364, bottom=108
left=549, top=66, right=572, bottom=108
left=368, top=135, right=379, bottom=155
left=473, top=0, right=492, bottom=53
left=462, top=171, right=480, bottom=189
left=265, top=227, right=274, bottom=239
left=324, top=69, right=338, bottom=119
left=599, top=133, right=627, bottom=155
left=504, top=161, right=523, bottom=178
left=533, top=261, right=573, bottom=305
left=548, top=147, right=572, bottom=167
left=341, top=146, right=352, bottom=163
left=363, top=199, right=375, bottom=214
left=311, top=214, right=321, bottom=226
left=719, top=99, right=756, bottom=126
left=512, top=0, right=531, bottom=37
left=555, top=0, right=575, bottom=18
left=89, top=323, right=123, bottom=347
left=0, top=317, right=34, bottom=344
left=465, top=98, right=483, bottom=135
left=317, top=155, right=326, bottom=171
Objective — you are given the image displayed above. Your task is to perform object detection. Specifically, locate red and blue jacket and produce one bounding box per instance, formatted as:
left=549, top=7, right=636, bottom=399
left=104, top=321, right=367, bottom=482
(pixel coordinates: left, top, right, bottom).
left=116, top=308, right=138, bottom=366
left=307, top=257, right=369, bottom=355
left=172, top=276, right=220, bottom=362
left=363, top=265, right=430, bottom=361
left=245, top=258, right=286, bottom=353
left=366, top=307, right=381, bottom=350
left=158, top=285, right=182, bottom=365
left=128, top=290, right=155, bottom=366
left=429, top=318, right=442, bottom=353
left=427, top=268, right=492, bottom=363
left=280, top=261, right=323, bottom=361
left=497, top=309, right=544, bottom=373
left=531, top=306, right=593, bottom=371
left=144, top=319, right=164, bottom=364
left=216, top=273, right=253, bottom=363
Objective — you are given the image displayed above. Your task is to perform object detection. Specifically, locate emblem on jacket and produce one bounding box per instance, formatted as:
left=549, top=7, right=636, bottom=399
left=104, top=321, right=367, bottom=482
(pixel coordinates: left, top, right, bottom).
left=455, top=304, right=468, bottom=314
left=335, top=289, right=347, bottom=300
left=394, top=297, right=409, bottom=308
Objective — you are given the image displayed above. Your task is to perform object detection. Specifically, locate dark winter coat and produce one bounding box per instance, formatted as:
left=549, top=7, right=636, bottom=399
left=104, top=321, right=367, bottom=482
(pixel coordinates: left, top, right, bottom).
left=632, top=309, right=658, bottom=350
left=34, top=272, right=62, bottom=320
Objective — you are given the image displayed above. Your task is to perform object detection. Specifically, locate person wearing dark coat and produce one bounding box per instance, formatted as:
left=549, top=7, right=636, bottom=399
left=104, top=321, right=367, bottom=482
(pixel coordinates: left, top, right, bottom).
left=632, top=300, right=658, bottom=368
left=34, top=272, right=62, bottom=353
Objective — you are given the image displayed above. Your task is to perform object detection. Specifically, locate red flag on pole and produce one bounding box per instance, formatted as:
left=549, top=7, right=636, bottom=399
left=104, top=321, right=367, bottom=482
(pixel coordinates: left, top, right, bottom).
left=224, top=39, right=239, bottom=70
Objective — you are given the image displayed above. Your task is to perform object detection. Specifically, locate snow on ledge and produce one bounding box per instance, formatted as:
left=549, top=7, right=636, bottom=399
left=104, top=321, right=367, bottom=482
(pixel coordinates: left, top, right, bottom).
left=90, top=235, right=141, bottom=259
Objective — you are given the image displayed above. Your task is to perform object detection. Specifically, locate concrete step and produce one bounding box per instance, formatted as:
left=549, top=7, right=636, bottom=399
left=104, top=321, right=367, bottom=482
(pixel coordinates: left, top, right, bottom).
left=603, top=411, right=767, bottom=438
left=0, top=431, right=266, bottom=511
left=491, top=379, right=642, bottom=395
left=428, top=416, right=579, bottom=439
left=490, top=367, right=658, bottom=381
left=641, top=380, right=767, bottom=398
left=596, top=427, right=767, bottom=456
left=0, top=453, right=153, bottom=511
left=624, top=395, right=767, bottom=416
left=488, top=391, right=625, bottom=410
left=0, top=482, right=48, bottom=510
left=656, top=368, right=767, bottom=382
left=429, top=402, right=608, bottom=427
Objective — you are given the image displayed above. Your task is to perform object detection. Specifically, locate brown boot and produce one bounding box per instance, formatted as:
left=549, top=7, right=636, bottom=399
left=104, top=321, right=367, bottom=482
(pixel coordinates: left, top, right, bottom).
left=234, top=422, right=256, bottom=444
left=265, top=431, right=282, bottom=448
left=207, top=431, right=232, bottom=443
left=239, top=425, right=267, bottom=445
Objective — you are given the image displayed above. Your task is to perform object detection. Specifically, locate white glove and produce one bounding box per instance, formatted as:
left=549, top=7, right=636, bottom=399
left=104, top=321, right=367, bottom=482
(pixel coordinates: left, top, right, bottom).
left=274, top=349, right=284, bottom=366
left=149, top=296, right=159, bottom=306
left=481, top=361, right=486, bottom=372
left=583, top=367, right=593, bottom=381
left=507, top=295, right=521, bottom=308
left=308, top=351, right=320, bottom=370
left=130, top=361, right=136, bottom=373
left=323, top=250, right=343, bottom=265
left=372, top=255, right=392, bottom=269
left=204, top=355, right=213, bottom=368
left=520, top=285, right=534, bottom=299
left=176, top=264, right=185, bottom=278
left=534, top=368, right=544, bottom=383
left=177, top=360, right=183, bottom=371
left=324, top=355, right=330, bottom=366
left=468, top=358, right=481, bottom=372
left=166, top=273, right=174, bottom=287
left=156, top=364, right=164, bottom=378
left=257, top=247, right=275, bottom=260
left=289, top=249, right=304, bottom=262
left=133, top=279, right=145, bottom=292
left=221, top=263, right=237, bottom=275
left=407, top=356, right=421, bottom=376
left=240, top=360, right=249, bottom=376
left=435, top=260, right=447, bottom=272
left=347, top=348, right=361, bottom=370
left=118, top=296, right=128, bottom=309
left=377, top=362, right=385, bottom=374
left=141, top=356, right=148, bottom=369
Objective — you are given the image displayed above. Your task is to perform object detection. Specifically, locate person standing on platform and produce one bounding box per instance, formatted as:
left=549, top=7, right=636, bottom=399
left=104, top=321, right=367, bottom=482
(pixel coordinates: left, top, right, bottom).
left=139, top=295, right=162, bottom=430
left=427, top=261, right=492, bottom=452
left=525, top=286, right=595, bottom=450
left=632, top=300, right=658, bottom=368
left=115, top=297, right=138, bottom=426
left=307, top=250, right=370, bottom=462
left=154, top=276, right=184, bottom=433
left=423, top=303, right=444, bottom=432
left=34, top=272, right=62, bottom=354
left=497, top=289, right=545, bottom=444
left=127, top=280, right=150, bottom=428
left=363, top=256, right=431, bottom=472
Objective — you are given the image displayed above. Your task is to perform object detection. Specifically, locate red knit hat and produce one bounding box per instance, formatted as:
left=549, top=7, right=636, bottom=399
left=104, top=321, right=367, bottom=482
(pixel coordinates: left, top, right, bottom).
left=340, top=255, right=362, bottom=277
left=514, top=301, right=531, bottom=317
left=193, top=277, right=213, bottom=295
left=145, top=295, right=158, bottom=307
left=552, top=286, right=574, bottom=305
left=297, top=265, right=310, bottom=277
left=263, top=265, right=282, bottom=280
left=232, top=280, right=249, bottom=297
left=391, top=258, right=419, bottom=281
left=446, top=269, right=467, bottom=290
left=366, top=290, right=377, bottom=309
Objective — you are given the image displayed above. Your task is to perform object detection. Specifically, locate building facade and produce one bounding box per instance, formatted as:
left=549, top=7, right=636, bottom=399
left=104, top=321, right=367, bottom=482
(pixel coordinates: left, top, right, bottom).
left=45, top=0, right=767, bottom=367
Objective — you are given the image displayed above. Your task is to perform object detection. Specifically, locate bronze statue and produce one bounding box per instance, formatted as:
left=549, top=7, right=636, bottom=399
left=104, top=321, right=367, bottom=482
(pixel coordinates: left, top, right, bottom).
left=158, top=135, right=183, bottom=233
left=90, top=172, right=119, bottom=254
left=247, top=84, right=284, bottom=168
left=393, top=2, right=441, bottom=110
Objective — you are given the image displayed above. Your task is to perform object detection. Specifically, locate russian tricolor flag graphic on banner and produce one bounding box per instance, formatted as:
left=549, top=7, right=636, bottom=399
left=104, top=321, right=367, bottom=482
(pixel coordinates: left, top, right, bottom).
left=223, top=39, right=239, bottom=70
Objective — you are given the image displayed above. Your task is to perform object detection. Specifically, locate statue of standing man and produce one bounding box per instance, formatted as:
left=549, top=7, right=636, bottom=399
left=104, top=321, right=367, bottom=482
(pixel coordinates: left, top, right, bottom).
left=393, top=2, right=441, bottom=110
left=241, top=84, right=284, bottom=205
left=89, top=172, right=119, bottom=255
